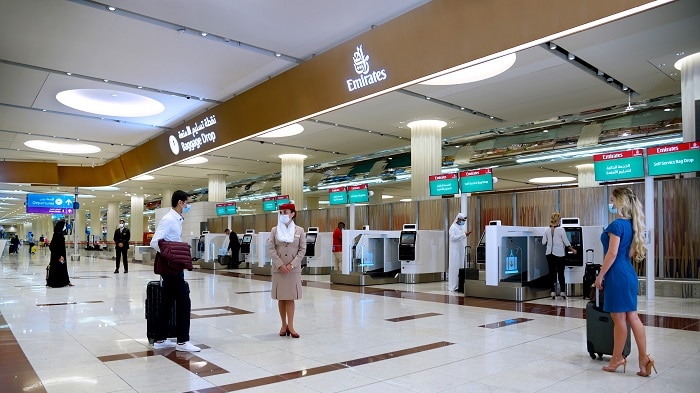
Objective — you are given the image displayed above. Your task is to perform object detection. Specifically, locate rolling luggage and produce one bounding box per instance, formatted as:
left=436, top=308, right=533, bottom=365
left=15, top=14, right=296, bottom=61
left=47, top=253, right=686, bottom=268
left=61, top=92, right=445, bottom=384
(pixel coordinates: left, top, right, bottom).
left=582, top=249, right=600, bottom=299
left=458, top=246, right=478, bottom=292
left=145, top=280, right=179, bottom=344
left=586, top=287, right=631, bottom=360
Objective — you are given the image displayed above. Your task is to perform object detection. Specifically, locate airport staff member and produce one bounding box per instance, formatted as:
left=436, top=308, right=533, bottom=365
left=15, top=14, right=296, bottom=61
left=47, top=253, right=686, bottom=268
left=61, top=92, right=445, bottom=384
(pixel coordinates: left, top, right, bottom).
left=332, top=221, right=345, bottom=271
left=448, top=213, right=472, bottom=292
left=113, top=219, right=130, bottom=273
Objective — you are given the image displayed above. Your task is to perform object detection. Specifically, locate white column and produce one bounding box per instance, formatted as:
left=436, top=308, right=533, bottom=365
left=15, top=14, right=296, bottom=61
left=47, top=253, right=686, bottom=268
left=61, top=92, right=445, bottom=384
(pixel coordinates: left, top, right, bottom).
left=90, top=205, right=102, bottom=240
left=576, top=163, right=599, bottom=188
left=162, top=189, right=173, bottom=209
left=75, top=207, right=87, bottom=244
left=208, top=174, right=227, bottom=202
left=676, top=52, right=700, bottom=143
left=408, top=120, right=445, bottom=201
left=107, top=202, right=118, bottom=243
left=130, top=195, right=144, bottom=244
left=279, top=154, right=307, bottom=207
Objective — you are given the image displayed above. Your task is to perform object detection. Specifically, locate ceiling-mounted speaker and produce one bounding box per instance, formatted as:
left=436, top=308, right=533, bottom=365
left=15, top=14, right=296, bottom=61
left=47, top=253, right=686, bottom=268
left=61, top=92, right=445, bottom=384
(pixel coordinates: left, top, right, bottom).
left=454, top=145, right=475, bottom=165
left=577, top=123, right=603, bottom=147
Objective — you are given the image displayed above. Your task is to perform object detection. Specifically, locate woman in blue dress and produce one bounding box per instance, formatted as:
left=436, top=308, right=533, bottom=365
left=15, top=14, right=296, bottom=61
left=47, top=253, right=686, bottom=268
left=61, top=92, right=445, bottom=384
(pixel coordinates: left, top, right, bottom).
left=594, top=187, right=656, bottom=377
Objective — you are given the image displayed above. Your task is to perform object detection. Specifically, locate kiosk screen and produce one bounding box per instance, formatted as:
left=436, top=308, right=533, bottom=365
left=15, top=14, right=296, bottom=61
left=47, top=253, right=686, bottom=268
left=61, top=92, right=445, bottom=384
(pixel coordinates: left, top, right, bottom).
left=241, top=234, right=252, bottom=245
left=306, top=233, right=317, bottom=243
left=400, top=232, right=416, bottom=245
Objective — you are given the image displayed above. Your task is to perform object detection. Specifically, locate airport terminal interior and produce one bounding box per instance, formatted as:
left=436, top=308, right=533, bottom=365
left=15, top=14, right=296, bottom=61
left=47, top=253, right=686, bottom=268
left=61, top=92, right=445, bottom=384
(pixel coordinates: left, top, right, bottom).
left=2, top=1, right=700, bottom=392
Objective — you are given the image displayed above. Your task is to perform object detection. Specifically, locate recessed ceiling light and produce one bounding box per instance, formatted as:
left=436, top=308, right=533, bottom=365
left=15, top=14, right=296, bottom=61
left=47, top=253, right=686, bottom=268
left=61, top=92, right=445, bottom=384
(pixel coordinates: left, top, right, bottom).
left=131, top=175, right=154, bottom=181
left=56, top=89, right=164, bottom=117
left=107, top=6, right=116, bottom=11
left=259, top=123, right=304, bottom=138
left=25, top=140, right=101, bottom=154
left=420, top=53, right=516, bottom=85
left=180, top=156, right=208, bottom=165
left=529, top=176, right=576, bottom=184
left=201, top=32, right=208, bottom=37
left=382, top=195, right=394, bottom=199
left=400, top=198, right=412, bottom=202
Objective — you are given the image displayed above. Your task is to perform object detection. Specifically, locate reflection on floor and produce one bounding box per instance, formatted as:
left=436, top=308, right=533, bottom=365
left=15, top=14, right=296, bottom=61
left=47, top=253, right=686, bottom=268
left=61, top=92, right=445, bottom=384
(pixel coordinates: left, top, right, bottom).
left=1, top=250, right=699, bottom=392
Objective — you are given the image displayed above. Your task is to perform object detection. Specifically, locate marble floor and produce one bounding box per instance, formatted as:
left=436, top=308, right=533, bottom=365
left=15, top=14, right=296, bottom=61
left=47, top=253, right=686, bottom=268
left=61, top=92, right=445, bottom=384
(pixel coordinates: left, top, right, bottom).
left=1, top=248, right=699, bottom=393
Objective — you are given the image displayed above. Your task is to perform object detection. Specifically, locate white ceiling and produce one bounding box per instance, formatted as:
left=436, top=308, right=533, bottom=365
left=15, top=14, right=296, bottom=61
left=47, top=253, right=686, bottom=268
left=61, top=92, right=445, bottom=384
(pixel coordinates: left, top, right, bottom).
left=1, top=0, right=698, bottom=223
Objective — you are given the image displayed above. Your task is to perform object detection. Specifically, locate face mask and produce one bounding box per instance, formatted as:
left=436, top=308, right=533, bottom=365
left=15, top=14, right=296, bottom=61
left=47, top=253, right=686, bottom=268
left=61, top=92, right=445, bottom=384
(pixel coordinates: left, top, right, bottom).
left=182, top=203, right=191, bottom=214
left=608, top=203, right=617, bottom=214
left=279, top=215, right=291, bottom=224
left=119, top=223, right=124, bottom=228
left=458, top=221, right=465, bottom=227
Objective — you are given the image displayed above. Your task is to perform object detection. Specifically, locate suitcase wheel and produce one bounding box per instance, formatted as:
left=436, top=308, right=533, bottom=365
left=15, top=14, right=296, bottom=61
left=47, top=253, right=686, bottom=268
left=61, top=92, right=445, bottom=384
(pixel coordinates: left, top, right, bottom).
left=589, top=352, right=596, bottom=360
left=597, top=353, right=604, bottom=360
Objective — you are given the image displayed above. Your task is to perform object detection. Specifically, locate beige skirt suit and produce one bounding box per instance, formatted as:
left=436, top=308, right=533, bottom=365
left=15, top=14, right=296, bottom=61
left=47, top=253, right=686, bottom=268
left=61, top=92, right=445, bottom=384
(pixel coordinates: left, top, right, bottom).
left=268, top=226, right=307, bottom=300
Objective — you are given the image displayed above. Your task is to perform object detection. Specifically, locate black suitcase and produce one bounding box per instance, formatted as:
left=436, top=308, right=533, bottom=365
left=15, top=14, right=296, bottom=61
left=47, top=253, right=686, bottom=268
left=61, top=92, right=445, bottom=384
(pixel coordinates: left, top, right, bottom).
left=458, top=246, right=478, bottom=292
left=586, top=287, right=631, bottom=360
left=145, top=280, right=178, bottom=344
left=582, top=249, right=600, bottom=299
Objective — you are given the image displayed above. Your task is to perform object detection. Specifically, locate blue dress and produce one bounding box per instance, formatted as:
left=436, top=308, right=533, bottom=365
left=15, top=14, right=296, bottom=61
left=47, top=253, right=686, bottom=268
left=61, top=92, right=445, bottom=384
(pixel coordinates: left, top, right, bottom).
left=600, top=218, right=638, bottom=312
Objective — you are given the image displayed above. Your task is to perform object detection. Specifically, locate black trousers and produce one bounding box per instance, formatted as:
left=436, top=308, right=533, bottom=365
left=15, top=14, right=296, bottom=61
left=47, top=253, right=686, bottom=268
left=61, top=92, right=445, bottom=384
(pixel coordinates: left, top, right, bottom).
left=546, top=254, right=566, bottom=293
left=115, top=247, right=128, bottom=272
left=158, top=272, right=191, bottom=343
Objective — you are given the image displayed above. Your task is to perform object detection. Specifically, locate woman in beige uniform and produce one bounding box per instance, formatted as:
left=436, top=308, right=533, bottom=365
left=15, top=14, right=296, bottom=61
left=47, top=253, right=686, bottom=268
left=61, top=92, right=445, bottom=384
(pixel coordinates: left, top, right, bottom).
left=267, top=202, right=306, bottom=338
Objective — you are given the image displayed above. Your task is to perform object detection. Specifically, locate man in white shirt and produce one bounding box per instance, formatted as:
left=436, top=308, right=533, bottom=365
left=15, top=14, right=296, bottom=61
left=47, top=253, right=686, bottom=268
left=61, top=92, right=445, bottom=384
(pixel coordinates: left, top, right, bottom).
left=149, top=190, right=200, bottom=352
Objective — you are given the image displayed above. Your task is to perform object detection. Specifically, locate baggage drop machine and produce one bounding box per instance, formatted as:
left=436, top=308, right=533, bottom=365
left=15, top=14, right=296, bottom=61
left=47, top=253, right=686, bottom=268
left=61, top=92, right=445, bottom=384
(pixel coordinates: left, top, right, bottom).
left=398, top=224, right=445, bottom=283
left=330, top=227, right=402, bottom=285
left=239, top=229, right=255, bottom=269
left=250, top=231, right=272, bottom=276
left=302, top=227, right=332, bottom=275
left=198, top=232, right=229, bottom=270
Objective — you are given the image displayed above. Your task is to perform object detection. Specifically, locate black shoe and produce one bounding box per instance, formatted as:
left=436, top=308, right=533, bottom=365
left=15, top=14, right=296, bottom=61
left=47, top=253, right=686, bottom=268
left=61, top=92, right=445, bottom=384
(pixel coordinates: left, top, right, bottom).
left=124, top=271, right=128, bottom=273
left=114, top=270, right=119, bottom=273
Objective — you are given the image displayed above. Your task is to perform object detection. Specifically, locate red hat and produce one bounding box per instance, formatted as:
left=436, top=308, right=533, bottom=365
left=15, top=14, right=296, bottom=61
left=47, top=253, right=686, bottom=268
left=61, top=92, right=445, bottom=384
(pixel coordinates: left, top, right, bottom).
left=278, top=203, right=296, bottom=212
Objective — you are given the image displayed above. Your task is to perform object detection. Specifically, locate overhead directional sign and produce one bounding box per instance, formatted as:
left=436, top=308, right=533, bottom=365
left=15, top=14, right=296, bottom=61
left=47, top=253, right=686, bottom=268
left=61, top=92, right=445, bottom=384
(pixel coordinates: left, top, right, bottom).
left=347, top=184, right=369, bottom=204
left=263, top=195, right=290, bottom=212
left=26, top=194, right=74, bottom=214
left=429, top=173, right=459, bottom=196
left=216, top=202, right=237, bottom=216
left=593, top=149, right=645, bottom=181
left=459, top=168, right=494, bottom=193
left=329, top=187, right=348, bottom=205
left=647, top=141, right=700, bottom=176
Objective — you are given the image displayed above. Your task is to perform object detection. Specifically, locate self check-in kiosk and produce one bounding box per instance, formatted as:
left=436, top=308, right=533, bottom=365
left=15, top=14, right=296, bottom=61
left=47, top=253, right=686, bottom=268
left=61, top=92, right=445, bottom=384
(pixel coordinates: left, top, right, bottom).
left=250, top=231, right=272, bottom=275
left=239, top=229, right=254, bottom=269
left=398, top=224, right=445, bottom=283
left=330, top=227, right=402, bottom=286
left=302, top=227, right=332, bottom=275
left=198, top=231, right=229, bottom=270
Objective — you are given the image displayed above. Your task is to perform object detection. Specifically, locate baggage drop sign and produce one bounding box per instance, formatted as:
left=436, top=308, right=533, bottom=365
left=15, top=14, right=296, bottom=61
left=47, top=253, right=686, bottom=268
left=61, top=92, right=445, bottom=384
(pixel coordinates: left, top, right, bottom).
left=647, top=141, right=700, bottom=176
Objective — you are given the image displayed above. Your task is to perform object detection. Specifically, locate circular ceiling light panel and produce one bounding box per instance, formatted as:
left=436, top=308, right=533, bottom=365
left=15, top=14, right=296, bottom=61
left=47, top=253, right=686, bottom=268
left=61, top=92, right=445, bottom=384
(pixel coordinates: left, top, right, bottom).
left=180, top=156, right=208, bottom=165
left=56, top=89, right=165, bottom=117
left=259, top=123, right=304, bottom=138
left=420, top=53, right=517, bottom=85
left=25, top=139, right=101, bottom=154
left=82, top=186, right=120, bottom=191
left=529, top=176, right=576, bottom=184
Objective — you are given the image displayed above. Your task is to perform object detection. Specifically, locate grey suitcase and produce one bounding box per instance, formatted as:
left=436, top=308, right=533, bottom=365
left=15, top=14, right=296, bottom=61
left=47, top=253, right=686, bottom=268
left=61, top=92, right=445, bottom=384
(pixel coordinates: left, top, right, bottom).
left=586, top=287, right=631, bottom=359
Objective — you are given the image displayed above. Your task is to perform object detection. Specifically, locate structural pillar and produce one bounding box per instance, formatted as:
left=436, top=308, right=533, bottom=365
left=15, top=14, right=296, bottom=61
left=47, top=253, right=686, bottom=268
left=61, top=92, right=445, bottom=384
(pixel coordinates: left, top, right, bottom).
left=279, top=154, right=307, bottom=208
left=208, top=174, right=227, bottom=202
left=107, top=202, right=118, bottom=245
left=75, top=207, right=87, bottom=244
left=162, top=189, right=173, bottom=209
left=676, top=51, right=700, bottom=143
left=90, top=205, right=102, bottom=240
left=130, top=195, right=144, bottom=245
left=408, top=120, right=446, bottom=201
left=576, top=164, right=599, bottom=188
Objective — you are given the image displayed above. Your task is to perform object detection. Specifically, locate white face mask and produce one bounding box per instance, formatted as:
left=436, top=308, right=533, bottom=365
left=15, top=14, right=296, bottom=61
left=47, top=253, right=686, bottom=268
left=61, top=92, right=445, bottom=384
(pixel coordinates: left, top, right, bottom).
left=119, top=223, right=124, bottom=228
left=279, top=215, right=291, bottom=224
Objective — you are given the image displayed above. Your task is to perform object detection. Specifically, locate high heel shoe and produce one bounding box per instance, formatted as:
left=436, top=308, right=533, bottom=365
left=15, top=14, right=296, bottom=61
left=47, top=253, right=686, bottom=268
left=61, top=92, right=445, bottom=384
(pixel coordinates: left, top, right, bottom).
left=637, top=354, right=657, bottom=377
left=562, top=292, right=567, bottom=300
left=279, top=327, right=288, bottom=336
left=602, top=357, right=626, bottom=373
left=551, top=291, right=556, bottom=300
left=286, top=328, right=299, bottom=338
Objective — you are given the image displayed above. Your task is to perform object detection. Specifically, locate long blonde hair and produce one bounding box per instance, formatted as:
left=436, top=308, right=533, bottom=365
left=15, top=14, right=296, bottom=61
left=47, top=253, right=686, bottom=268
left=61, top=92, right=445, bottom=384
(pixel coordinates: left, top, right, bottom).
left=611, top=187, right=646, bottom=262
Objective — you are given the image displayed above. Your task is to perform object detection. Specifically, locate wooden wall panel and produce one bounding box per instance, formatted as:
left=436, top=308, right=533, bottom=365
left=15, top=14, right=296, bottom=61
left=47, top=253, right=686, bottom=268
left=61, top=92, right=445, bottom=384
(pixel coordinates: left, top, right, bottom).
left=390, top=202, right=414, bottom=231
left=354, top=205, right=369, bottom=230
left=517, top=189, right=556, bottom=227
left=660, top=177, right=699, bottom=279
left=480, top=193, right=514, bottom=226
left=328, top=206, right=348, bottom=231
left=560, top=187, right=606, bottom=227
left=307, top=209, right=328, bottom=231
left=418, top=199, right=445, bottom=230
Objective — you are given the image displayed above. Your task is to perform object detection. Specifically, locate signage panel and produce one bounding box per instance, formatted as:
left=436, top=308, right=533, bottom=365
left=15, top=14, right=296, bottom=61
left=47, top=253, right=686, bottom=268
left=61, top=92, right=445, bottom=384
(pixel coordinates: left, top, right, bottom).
left=593, top=149, right=645, bottom=181
left=347, top=184, right=369, bottom=204
left=429, top=173, right=459, bottom=196
left=329, top=187, right=348, bottom=205
left=263, top=195, right=290, bottom=212
left=26, top=194, right=75, bottom=214
left=647, top=141, right=700, bottom=176
left=215, top=203, right=227, bottom=216
left=225, top=202, right=237, bottom=215
left=459, top=168, right=494, bottom=193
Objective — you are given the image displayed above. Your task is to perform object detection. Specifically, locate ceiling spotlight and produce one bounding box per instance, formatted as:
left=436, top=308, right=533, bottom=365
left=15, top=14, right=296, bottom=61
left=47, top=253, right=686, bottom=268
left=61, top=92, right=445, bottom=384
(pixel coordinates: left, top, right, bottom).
left=201, top=32, right=208, bottom=37
left=568, top=53, right=575, bottom=61
left=66, top=72, right=72, bottom=76
left=622, top=85, right=629, bottom=91
left=597, top=70, right=604, bottom=76
left=275, top=53, right=281, bottom=57
left=107, top=6, right=116, bottom=11
left=549, top=43, right=557, bottom=50
left=103, top=79, right=109, bottom=83
left=543, top=129, right=549, bottom=133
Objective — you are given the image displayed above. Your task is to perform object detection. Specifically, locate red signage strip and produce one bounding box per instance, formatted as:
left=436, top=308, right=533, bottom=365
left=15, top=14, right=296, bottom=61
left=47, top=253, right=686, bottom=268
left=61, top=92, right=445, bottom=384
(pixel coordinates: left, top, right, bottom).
left=429, top=173, right=458, bottom=181
left=329, top=187, right=347, bottom=193
left=459, top=168, right=492, bottom=177
left=275, top=195, right=289, bottom=201
left=647, top=141, right=700, bottom=155
left=262, top=196, right=276, bottom=202
left=347, top=184, right=368, bottom=191
left=593, top=149, right=644, bottom=161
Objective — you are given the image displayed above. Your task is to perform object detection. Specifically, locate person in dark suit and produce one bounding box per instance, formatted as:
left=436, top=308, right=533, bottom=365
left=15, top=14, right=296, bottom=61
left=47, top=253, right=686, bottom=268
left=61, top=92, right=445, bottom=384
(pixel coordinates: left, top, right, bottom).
left=225, top=228, right=240, bottom=267
left=113, top=219, right=130, bottom=273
